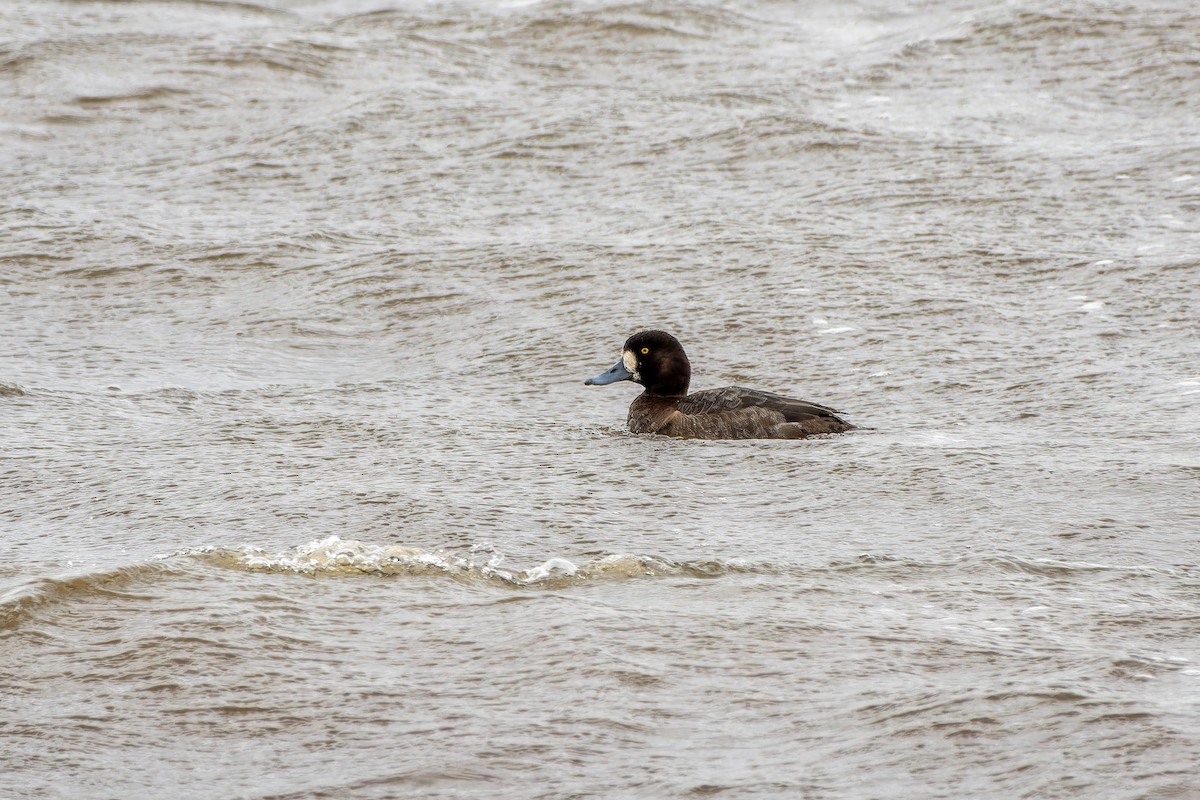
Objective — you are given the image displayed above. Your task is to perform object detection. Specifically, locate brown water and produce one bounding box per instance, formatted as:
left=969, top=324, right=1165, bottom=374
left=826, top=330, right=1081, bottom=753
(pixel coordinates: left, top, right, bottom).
left=3, top=0, right=1200, bottom=797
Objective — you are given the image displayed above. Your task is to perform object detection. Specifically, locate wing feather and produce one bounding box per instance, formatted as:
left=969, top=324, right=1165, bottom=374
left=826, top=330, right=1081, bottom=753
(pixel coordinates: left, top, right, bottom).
left=680, top=387, right=851, bottom=424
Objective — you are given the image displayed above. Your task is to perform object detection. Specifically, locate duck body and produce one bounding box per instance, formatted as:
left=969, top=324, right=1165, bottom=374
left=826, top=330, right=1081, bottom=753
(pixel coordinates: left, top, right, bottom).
left=585, top=330, right=855, bottom=440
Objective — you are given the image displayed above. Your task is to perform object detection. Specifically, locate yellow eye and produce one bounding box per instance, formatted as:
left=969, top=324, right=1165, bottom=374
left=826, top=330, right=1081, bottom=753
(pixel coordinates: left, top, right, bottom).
left=640, top=347, right=650, bottom=355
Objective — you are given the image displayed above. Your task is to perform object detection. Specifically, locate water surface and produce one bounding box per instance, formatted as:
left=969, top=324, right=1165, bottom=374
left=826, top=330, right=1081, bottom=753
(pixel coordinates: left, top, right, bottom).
left=2, top=0, right=1199, bottom=797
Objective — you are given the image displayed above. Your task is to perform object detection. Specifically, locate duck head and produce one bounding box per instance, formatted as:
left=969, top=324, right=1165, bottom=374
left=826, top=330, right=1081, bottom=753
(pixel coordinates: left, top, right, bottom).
left=584, top=330, right=691, bottom=397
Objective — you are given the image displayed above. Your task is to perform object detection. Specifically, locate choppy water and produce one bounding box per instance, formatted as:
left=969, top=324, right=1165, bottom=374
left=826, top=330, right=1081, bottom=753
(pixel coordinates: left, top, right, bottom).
left=3, top=0, right=1199, bottom=797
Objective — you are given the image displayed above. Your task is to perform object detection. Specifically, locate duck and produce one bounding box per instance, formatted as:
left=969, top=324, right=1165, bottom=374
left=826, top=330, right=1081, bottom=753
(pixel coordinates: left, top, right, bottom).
left=584, top=330, right=855, bottom=439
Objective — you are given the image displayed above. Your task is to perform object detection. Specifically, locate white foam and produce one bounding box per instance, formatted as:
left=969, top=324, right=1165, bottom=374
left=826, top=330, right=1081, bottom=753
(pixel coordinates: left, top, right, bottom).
left=239, top=535, right=439, bottom=575
left=220, top=539, right=711, bottom=586
left=521, top=558, right=579, bottom=582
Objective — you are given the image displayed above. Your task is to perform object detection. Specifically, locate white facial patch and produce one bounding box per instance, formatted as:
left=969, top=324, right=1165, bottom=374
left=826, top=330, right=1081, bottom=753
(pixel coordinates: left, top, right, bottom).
left=622, top=349, right=639, bottom=379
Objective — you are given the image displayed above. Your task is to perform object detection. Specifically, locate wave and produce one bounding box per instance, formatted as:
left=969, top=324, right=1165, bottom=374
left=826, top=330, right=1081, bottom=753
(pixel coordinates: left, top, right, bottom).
left=0, top=561, right=180, bottom=633
left=3, top=538, right=1179, bottom=635
left=0, top=537, right=738, bottom=632
left=196, top=535, right=741, bottom=587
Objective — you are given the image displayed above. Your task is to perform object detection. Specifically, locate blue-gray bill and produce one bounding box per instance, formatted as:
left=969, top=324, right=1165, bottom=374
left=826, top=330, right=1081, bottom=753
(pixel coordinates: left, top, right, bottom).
left=584, top=359, right=633, bottom=385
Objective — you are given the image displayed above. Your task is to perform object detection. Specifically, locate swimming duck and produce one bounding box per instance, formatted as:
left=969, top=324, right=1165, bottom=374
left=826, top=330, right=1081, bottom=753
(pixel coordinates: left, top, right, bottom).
left=584, top=330, right=855, bottom=439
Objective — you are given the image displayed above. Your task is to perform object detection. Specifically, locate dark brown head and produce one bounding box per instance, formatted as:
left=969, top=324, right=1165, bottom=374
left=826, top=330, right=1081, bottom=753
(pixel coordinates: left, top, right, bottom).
left=584, top=330, right=691, bottom=397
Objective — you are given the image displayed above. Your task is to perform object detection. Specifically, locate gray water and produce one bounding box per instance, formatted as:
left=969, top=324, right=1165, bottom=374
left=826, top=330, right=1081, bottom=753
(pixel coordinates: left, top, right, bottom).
left=3, top=0, right=1199, bottom=797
